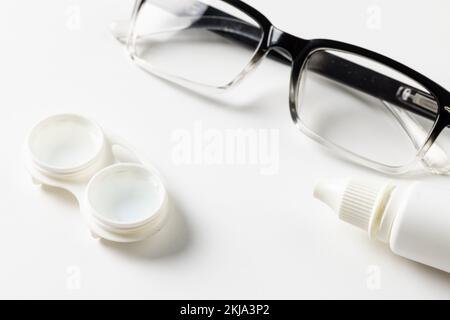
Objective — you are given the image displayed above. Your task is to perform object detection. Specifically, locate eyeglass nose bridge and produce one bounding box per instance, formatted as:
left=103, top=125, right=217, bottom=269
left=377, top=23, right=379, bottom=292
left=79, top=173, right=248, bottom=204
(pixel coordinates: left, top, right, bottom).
left=267, top=27, right=308, bottom=62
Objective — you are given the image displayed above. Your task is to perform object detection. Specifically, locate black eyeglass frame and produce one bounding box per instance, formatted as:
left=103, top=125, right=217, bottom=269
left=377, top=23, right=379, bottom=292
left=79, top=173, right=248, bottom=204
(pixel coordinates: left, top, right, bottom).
left=124, top=0, right=450, bottom=174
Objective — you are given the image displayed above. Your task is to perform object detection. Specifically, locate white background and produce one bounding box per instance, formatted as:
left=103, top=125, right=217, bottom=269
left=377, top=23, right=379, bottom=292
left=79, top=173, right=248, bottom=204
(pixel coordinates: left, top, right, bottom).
left=1, top=0, right=450, bottom=299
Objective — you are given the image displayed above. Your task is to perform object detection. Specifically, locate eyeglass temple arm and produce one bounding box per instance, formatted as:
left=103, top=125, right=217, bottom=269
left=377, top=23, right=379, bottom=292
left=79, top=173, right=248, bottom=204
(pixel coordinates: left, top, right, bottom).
left=198, top=7, right=438, bottom=121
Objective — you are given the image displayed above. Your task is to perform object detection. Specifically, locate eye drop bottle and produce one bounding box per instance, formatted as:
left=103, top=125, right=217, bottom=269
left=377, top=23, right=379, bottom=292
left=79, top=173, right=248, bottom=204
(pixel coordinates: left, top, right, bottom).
left=314, top=178, right=450, bottom=273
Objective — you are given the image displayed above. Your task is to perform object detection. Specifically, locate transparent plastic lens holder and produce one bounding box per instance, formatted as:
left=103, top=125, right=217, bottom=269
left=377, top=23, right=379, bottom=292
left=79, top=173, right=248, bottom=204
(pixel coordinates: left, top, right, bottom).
left=25, top=114, right=169, bottom=243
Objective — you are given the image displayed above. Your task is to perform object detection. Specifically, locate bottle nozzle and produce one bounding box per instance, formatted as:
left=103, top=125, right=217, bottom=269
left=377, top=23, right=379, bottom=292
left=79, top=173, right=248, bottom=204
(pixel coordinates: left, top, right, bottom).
left=313, top=179, right=347, bottom=213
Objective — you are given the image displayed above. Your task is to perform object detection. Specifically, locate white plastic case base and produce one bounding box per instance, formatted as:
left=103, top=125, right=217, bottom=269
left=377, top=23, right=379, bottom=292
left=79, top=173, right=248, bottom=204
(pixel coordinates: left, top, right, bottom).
left=25, top=114, right=169, bottom=243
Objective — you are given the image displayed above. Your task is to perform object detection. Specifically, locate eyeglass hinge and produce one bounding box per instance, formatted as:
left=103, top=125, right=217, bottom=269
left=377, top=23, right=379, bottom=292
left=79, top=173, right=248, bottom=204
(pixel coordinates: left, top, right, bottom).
left=397, top=86, right=438, bottom=114
left=444, top=106, right=450, bottom=114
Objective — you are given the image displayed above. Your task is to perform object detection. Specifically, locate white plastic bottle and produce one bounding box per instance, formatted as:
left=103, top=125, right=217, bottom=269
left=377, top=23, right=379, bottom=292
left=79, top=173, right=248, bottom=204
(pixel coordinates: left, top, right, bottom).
left=314, top=178, right=450, bottom=273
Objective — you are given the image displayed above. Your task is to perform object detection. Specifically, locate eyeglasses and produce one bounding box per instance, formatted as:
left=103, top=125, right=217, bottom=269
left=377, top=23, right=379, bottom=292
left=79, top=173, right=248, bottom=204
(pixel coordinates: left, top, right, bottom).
left=111, top=0, right=450, bottom=175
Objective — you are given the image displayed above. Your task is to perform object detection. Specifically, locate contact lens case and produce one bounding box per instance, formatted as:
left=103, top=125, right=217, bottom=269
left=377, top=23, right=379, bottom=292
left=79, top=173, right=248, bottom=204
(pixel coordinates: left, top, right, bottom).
left=25, top=114, right=169, bottom=243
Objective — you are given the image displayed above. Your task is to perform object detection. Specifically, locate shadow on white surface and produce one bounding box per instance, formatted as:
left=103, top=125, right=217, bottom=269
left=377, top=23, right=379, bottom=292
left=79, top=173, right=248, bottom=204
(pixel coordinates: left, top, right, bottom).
left=41, top=185, right=78, bottom=209
left=298, top=135, right=442, bottom=181
left=136, top=61, right=288, bottom=113
left=366, top=235, right=450, bottom=284
left=99, top=201, right=191, bottom=260
left=39, top=184, right=191, bottom=260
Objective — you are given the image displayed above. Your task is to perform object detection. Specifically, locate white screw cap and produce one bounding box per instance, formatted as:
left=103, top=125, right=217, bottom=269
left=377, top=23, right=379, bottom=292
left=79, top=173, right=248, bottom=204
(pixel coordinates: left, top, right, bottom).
left=314, top=178, right=394, bottom=238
